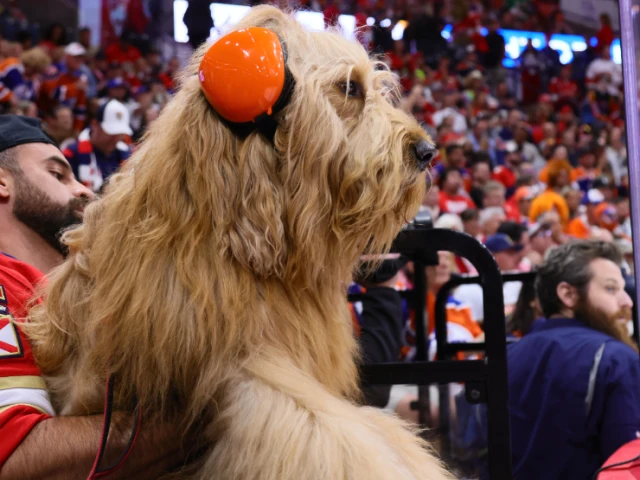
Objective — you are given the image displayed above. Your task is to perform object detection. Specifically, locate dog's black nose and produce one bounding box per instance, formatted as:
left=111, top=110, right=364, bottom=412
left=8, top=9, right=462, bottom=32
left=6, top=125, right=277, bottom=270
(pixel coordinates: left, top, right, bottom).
left=412, top=140, right=437, bottom=171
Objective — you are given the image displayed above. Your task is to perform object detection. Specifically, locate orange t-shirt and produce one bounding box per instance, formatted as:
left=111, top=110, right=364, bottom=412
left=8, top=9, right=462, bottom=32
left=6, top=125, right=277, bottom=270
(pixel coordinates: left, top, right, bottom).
left=566, top=215, right=591, bottom=239
left=529, top=189, right=570, bottom=225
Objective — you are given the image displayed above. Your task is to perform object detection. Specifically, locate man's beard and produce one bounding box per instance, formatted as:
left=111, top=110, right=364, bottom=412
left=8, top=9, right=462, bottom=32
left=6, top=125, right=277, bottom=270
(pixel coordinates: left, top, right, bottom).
left=12, top=173, right=88, bottom=256
left=574, top=294, right=638, bottom=352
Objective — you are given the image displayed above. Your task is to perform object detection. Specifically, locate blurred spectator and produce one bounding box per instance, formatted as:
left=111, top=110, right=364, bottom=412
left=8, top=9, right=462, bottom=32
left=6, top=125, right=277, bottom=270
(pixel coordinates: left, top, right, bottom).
left=505, top=186, right=535, bottom=224
left=527, top=221, right=554, bottom=265
left=433, top=88, right=467, bottom=133
left=479, top=206, right=506, bottom=238
left=592, top=175, right=615, bottom=202
left=530, top=158, right=572, bottom=225
left=492, top=140, right=522, bottom=193
left=539, top=33, right=561, bottom=86
left=42, top=105, right=75, bottom=148
left=105, top=33, right=142, bottom=65
left=596, top=14, right=615, bottom=50
left=519, top=39, right=545, bottom=106
left=586, top=44, right=622, bottom=97
left=507, top=279, right=543, bottom=337
left=468, top=153, right=492, bottom=206
left=549, top=64, right=579, bottom=105
left=482, top=180, right=506, bottom=209
left=420, top=182, right=440, bottom=218
left=62, top=99, right=132, bottom=192
left=455, top=233, right=524, bottom=321
left=482, top=18, right=505, bottom=92
left=394, top=250, right=483, bottom=422
left=497, top=221, right=532, bottom=271
left=467, top=118, right=496, bottom=161
left=438, top=168, right=476, bottom=215
left=0, top=47, right=51, bottom=106
left=105, top=77, right=129, bottom=102
left=77, top=27, right=96, bottom=56
left=40, top=42, right=89, bottom=132
left=38, top=23, right=68, bottom=54
left=461, top=208, right=481, bottom=239
left=158, top=57, right=180, bottom=93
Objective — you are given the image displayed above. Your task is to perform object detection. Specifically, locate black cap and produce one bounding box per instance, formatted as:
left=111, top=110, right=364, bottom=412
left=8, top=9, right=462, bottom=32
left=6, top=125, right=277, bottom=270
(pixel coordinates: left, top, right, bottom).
left=0, top=116, right=57, bottom=154
left=593, top=176, right=613, bottom=189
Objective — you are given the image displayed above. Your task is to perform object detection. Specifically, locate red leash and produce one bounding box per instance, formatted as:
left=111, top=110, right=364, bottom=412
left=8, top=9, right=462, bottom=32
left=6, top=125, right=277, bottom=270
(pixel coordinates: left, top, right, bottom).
left=87, top=375, right=143, bottom=479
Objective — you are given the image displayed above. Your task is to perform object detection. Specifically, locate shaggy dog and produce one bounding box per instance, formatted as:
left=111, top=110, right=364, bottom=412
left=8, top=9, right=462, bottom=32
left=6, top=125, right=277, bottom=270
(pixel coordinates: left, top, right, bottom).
left=27, top=6, right=454, bottom=479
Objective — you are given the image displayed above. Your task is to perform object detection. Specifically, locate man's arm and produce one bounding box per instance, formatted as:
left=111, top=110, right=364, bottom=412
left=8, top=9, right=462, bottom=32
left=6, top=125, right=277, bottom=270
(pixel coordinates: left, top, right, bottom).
left=1, top=412, right=196, bottom=480
left=598, top=345, right=640, bottom=462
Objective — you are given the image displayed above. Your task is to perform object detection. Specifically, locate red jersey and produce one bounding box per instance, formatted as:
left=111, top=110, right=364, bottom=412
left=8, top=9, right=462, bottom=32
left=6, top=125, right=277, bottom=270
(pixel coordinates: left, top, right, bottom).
left=492, top=165, right=517, bottom=190
left=0, top=253, right=52, bottom=468
left=503, top=201, right=524, bottom=222
left=438, top=191, right=476, bottom=215
left=549, top=77, right=578, bottom=101
left=105, top=43, right=142, bottom=65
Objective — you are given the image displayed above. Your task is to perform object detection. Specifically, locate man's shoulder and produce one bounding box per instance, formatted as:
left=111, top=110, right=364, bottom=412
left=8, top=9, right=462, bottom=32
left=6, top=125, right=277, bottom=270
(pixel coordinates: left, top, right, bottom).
left=0, top=254, right=43, bottom=317
left=0, top=255, right=42, bottom=290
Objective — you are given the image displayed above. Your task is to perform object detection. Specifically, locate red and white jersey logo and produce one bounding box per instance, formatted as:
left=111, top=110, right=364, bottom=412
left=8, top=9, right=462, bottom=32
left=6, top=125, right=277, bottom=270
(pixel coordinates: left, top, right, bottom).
left=0, top=314, right=22, bottom=358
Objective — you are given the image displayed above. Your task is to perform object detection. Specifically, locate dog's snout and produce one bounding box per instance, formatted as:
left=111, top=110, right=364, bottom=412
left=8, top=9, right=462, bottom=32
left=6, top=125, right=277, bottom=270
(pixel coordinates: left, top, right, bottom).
left=412, top=140, right=437, bottom=171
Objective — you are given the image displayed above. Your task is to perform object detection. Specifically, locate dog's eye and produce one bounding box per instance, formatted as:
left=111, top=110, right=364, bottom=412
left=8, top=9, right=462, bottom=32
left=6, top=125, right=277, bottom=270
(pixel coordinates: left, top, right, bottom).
left=339, top=81, right=362, bottom=98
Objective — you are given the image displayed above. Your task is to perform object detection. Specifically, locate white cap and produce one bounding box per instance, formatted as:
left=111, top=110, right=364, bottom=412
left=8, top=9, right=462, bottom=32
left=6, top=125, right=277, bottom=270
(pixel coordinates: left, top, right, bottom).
left=64, top=42, right=87, bottom=57
left=98, top=100, right=133, bottom=136
left=586, top=188, right=605, bottom=205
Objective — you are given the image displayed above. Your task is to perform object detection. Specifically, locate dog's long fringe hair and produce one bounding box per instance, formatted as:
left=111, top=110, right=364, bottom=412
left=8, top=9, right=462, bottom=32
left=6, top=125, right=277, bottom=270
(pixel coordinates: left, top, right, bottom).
left=25, top=6, right=434, bottom=467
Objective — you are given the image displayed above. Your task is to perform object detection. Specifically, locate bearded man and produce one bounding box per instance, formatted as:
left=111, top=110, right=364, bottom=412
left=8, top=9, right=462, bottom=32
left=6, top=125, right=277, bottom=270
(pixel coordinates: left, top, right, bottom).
left=508, top=240, right=640, bottom=480
left=0, top=116, right=194, bottom=479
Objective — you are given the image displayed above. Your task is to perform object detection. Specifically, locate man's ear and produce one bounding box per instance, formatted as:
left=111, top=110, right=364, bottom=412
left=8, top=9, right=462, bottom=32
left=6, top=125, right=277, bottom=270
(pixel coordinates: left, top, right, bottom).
left=0, top=168, right=12, bottom=201
left=556, top=281, right=578, bottom=311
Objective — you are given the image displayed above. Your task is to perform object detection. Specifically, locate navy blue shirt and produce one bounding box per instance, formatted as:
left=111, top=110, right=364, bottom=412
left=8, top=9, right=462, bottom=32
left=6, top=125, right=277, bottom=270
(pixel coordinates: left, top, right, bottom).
left=508, top=318, right=640, bottom=479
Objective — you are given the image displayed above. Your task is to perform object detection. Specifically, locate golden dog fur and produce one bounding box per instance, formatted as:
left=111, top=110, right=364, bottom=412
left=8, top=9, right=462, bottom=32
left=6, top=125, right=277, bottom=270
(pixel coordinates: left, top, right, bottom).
left=26, top=6, right=454, bottom=479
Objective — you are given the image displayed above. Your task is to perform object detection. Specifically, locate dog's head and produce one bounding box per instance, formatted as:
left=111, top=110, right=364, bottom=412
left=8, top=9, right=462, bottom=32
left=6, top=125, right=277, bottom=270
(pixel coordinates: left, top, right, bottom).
left=134, top=6, right=434, bottom=285
left=27, top=6, right=436, bottom=411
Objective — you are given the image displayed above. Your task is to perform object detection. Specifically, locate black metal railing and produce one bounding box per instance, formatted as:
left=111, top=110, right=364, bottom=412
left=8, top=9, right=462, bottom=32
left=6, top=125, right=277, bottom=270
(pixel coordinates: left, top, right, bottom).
left=356, top=228, right=513, bottom=480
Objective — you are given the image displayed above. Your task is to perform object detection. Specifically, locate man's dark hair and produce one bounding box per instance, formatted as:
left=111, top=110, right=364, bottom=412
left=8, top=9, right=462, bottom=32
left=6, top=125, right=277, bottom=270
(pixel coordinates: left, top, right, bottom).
left=535, top=241, right=623, bottom=318
left=460, top=208, right=479, bottom=222
left=438, top=167, right=461, bottom=189
left=515, top=174, right=535, bottom=188
left=0, top=147, right=20, bottom=176
left=497, top=221, right=527, bottom=244
left=445, top=143, right=464, bottom=157
left=468, top=150, right=492, bottom=168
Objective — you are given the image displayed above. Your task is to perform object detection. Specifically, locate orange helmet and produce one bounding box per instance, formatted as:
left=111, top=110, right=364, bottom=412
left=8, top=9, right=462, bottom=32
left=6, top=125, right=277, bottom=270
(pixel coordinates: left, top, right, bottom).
left=199, top=27, right=295, bottom=141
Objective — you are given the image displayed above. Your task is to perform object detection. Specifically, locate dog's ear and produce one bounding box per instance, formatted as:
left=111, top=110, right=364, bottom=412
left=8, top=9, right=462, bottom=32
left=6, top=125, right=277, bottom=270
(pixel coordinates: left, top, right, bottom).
left=227, top=132, right=288, bottom=278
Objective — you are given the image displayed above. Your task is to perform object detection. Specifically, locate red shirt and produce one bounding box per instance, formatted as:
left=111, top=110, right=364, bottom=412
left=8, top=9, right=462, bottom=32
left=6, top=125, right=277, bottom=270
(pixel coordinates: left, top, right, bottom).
left=0, top=254, right=52, bottom=468
left=504, top=201, right=524, bottom=222
left=549, top=77, right=578, bottom=101
left=596, top=25, right=614, bottom=49
left=438, top=191, right=476, bottom=215
left=492, top=165, right=517, bottom=190
left=105, top=43, right=142, bottom=65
